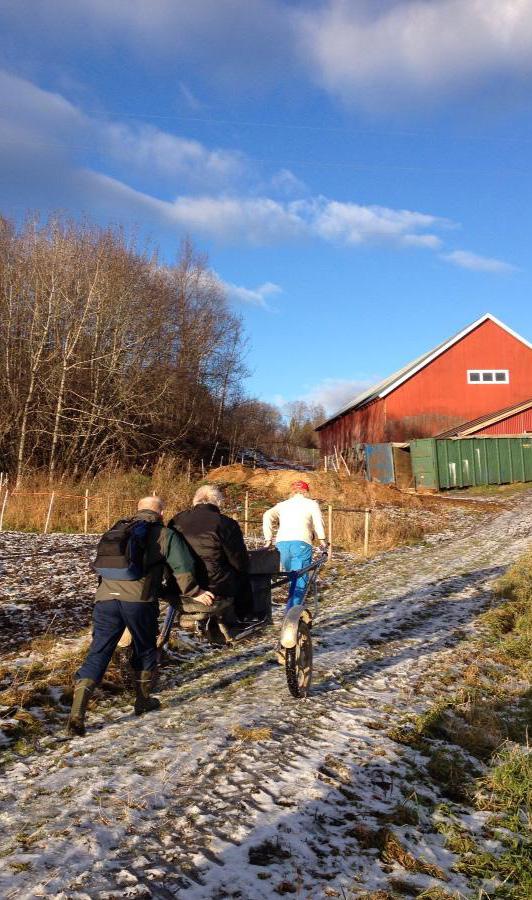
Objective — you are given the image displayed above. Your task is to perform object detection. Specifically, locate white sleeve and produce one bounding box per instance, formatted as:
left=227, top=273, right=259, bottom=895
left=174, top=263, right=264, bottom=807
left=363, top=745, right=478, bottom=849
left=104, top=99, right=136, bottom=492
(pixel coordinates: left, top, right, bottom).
left=312, top=501, right=326, bottom=541
left=263, top=504, right=279, bottom=543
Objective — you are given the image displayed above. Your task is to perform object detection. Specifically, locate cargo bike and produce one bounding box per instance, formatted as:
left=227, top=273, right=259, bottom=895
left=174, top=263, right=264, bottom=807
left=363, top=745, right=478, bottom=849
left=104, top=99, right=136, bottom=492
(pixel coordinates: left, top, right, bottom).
left=158, top=547, right=328, bottom=698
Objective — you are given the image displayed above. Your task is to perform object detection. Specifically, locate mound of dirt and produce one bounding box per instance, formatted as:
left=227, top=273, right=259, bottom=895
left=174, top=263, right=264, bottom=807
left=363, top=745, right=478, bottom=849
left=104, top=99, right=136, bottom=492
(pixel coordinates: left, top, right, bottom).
left=208, top=464, right=408, bottom=507
left=207, top=464, right=483, bottom=511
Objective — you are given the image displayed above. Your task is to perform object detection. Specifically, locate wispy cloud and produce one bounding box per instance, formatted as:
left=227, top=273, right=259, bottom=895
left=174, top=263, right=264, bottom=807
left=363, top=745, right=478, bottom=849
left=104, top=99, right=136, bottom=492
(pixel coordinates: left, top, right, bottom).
left=178, top=81, right=205, bottom=111
left=3, top=2, right=532, bottom=110
left=303, top=377, right=376, bottom=416
left=0, top=0, right=293, bottom=91
left=297, top=0, right=532, bottom=108
left=104, top=122, right=247, bottom=189
left=310, top=199, right=449, bottom=247
left=220, top=278, right=282, bottom=310
left=0, top=68, right=515, bottom=273
left=441, top=249, right=517, bottom=274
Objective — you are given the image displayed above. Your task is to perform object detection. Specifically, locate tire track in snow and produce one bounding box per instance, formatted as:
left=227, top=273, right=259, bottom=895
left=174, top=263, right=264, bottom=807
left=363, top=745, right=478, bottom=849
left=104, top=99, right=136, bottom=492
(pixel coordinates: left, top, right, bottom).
left=0, top=492, right=531, bottom=898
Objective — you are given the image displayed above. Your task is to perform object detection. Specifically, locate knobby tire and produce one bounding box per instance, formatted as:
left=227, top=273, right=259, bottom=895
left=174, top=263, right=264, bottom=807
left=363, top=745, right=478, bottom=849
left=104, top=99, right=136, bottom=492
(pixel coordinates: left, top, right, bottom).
left=285, top=620, right=313, bottom=698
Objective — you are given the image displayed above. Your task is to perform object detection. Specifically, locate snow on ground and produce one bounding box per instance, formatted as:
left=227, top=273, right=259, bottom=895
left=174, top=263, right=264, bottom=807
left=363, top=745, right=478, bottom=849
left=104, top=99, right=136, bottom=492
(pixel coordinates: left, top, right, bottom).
left=0, top=491, right=531, bottom=898
left=0, top=534, right=96, bottom=653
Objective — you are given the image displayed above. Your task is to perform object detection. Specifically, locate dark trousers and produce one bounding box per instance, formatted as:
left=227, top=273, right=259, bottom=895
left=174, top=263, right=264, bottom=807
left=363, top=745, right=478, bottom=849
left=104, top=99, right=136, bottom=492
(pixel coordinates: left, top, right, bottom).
left=76, top=599, right=159, bottom=683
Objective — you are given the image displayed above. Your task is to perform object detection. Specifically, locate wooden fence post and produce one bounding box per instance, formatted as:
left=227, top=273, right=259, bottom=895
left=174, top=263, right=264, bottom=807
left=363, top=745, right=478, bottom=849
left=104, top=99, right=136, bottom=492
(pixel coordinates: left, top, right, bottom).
left=0, top=491, right=9, bottom=531
left=324, top=455, right=328, bottom=473
left=209, top=441, right=219, bottom=468
left=107, top=495, right=111, bottom=530
left=84, top=489, right=89, bottom=535
left=44, top=492, right=55, bottom=534
left=244, top=491, right=249, bottom=538
left=364, top=508, right=371, bottom=558
left=328, top=504, right=333, bottom=560
left=187, top=458, right=191, bottom=482
left=201, top=459, right=205, bottom=479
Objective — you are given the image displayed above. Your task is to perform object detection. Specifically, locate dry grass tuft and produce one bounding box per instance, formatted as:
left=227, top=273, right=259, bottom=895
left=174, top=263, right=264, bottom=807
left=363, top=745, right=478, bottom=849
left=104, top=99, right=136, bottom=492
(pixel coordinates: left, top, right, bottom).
left=232, top=725, right=273, bottom=742
left=378, top=828, right=447, bottom=881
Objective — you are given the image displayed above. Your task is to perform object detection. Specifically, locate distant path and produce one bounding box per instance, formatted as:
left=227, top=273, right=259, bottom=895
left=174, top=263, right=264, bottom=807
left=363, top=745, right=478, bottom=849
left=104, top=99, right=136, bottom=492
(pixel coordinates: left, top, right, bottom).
left=1, top=492, right=531, bottom=898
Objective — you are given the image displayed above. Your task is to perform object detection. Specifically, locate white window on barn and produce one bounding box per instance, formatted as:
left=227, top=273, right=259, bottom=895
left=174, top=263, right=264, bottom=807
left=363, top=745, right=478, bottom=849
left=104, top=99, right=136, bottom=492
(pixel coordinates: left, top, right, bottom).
left=467, top=369, right=509, bottom=384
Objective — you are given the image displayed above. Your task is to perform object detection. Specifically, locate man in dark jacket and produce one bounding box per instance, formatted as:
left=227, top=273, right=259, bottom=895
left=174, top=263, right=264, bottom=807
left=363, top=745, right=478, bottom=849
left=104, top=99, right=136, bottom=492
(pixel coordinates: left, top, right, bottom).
left=168, top=484, right=251, bottom=619
left=68, top=496, right=213, bottom=736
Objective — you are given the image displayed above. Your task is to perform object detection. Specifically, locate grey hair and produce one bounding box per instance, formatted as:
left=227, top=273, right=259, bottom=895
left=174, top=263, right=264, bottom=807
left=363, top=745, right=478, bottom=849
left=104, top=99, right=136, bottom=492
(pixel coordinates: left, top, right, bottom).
left=193, top=484, right=223, bottom=508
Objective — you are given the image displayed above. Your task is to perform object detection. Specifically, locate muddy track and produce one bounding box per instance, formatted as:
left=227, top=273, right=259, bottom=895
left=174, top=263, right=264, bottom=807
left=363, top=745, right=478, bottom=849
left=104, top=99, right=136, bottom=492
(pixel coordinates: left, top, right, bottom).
left=0, top=493, right=531, bottom=898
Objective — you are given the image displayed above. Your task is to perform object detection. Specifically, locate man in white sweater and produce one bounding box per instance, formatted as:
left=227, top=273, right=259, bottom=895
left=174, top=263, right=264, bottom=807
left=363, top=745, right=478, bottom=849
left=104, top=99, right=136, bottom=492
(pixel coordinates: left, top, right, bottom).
left=263, top=480, right=326, bottom=610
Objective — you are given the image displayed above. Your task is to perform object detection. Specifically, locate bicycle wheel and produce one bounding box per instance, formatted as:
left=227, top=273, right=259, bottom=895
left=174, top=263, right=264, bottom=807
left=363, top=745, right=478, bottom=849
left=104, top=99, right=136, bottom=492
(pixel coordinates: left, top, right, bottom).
left=285, top=620, right=313, bottom=698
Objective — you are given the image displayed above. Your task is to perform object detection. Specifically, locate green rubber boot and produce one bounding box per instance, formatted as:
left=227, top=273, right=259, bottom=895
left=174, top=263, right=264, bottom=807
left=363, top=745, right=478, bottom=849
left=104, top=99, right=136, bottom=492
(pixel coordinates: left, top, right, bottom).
left=67, top=678, right=96, bottom=737
left=134, top=671, right=161, bottom=716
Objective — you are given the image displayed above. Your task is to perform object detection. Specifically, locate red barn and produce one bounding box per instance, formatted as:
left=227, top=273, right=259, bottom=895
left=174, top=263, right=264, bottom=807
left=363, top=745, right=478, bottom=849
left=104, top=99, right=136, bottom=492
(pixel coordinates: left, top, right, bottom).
left=316, top=314, right=532, bottom=455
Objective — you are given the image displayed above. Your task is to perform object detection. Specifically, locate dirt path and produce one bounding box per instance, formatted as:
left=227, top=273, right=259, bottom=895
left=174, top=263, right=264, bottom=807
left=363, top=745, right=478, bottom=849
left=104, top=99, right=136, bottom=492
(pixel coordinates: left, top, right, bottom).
left=1, top=492, right=531, bottom=899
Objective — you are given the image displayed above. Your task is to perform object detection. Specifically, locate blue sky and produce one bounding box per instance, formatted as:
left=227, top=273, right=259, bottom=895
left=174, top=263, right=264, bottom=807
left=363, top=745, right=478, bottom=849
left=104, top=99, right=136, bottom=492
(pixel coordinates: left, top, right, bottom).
left=1, top=0, right=532, bottom=414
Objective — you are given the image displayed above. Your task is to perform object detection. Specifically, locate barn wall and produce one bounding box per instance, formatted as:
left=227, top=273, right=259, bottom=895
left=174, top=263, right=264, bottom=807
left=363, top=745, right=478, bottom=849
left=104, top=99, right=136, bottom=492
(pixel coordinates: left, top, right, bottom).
left=386, top=318, right=532, bottom=429
left=476, top=408, right=532, bottom=435
left=318, top=398, right=385, bottom=455
left=318, top=318, right=532, bottom=451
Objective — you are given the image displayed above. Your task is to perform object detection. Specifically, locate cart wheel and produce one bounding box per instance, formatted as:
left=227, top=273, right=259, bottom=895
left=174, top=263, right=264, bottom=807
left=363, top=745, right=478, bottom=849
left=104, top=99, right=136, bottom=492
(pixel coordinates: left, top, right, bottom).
left=285, top=620, right=313, bottom=698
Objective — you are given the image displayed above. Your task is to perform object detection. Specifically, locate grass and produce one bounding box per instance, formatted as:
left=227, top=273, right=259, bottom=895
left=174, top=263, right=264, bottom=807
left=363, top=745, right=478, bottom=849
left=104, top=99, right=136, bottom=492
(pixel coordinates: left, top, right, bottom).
left=232, top=725, right=272, bottom=742
left=0, top=632, right=133, bottom=760
left=390, top=547, right=532, bottom=900
left=1, top=455, right=196, bottom=533
left=377, top=828, right=447, bottom=881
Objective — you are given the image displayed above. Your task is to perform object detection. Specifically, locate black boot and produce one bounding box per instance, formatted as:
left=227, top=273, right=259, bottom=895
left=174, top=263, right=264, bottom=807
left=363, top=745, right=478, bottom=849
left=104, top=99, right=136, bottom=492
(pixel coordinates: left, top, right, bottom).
left=67, top=678, right=96, bottom=736
left=134, top=670, right=161, bottom=716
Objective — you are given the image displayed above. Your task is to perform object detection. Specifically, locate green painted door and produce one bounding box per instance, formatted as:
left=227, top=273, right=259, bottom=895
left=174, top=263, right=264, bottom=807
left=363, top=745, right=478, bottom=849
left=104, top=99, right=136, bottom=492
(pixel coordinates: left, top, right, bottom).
left=410, top=439, right=439, bottom=490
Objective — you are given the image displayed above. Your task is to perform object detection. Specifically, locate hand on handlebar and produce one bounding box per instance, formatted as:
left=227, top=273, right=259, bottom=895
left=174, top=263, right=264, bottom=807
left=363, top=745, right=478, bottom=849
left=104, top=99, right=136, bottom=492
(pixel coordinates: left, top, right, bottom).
left=319, top=541, right=329, bottom=553
left=196, top=590, right=215, bottom=606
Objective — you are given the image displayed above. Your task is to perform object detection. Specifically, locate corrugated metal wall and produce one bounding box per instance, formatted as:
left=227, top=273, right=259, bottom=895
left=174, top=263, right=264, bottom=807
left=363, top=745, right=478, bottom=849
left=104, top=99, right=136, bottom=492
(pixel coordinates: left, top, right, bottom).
left=477, top=408, right=532, bottom=436
left=411, top=437, right=532, bottom=490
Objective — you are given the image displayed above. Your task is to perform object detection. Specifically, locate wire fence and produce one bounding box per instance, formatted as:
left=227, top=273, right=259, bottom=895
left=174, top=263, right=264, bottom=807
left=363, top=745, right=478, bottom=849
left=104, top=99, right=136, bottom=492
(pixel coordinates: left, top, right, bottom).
left=0, top=478, right=446, bottom=560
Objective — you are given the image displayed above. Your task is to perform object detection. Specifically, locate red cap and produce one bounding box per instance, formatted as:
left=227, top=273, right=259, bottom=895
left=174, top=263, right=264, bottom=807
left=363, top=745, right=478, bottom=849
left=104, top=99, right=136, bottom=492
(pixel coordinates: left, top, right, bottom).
left=291, top=480, right=309, bottom=492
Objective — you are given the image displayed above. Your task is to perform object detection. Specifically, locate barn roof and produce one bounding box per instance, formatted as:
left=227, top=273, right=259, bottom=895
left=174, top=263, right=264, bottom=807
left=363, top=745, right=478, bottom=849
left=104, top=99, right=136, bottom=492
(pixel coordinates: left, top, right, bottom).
left=435, top=397, right=532, bottom=438
left=316, top=313, right=532, bottom=431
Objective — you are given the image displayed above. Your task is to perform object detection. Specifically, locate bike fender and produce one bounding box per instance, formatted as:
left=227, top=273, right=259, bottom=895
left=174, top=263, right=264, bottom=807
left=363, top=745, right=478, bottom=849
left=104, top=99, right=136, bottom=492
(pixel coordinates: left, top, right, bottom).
left=280, top=606, right=312, bottom=649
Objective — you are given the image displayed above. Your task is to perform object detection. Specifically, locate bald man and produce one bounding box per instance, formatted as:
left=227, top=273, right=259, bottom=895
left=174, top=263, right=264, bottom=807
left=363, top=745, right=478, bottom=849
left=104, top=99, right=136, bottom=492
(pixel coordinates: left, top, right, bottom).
left=68, top=496, right=212, bottom=736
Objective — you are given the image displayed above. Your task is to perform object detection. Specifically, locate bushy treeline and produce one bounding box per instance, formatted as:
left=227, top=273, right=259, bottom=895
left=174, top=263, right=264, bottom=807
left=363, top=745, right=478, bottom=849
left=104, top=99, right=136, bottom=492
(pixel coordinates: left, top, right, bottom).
left=0, top=215, right=285, bottom=481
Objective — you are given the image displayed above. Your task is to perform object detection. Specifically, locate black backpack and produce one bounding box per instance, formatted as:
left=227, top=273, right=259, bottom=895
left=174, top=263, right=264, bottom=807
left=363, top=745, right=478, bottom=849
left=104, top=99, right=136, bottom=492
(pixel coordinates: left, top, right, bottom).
left=92, top=518, right=154, bottom=581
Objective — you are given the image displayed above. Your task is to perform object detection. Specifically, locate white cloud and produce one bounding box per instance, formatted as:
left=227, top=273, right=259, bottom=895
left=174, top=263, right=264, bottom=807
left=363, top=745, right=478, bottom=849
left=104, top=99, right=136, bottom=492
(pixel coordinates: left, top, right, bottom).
left=178, top=81, right=205, bottom=111
left=4, top=1, right=532, bottom=110
left=270, top=168, right=308, bottom=197
left=297, top=0, right=532, bottom=107
left=221, top=279, right=282, bottom=310
left=165, top=195, right=307, bottom=243
left=309, top=198, right=447, bottom=246
left=0, top=0, right=293, bottom=90
left=104, top=123, right=246, bottom=189
left=303, top=377, right=376, bottom=416
left=0, top=68, right=515, bottom=273
left=403, top=233, right=443, bottom=250
left=441, top=249, right=517, bottom=273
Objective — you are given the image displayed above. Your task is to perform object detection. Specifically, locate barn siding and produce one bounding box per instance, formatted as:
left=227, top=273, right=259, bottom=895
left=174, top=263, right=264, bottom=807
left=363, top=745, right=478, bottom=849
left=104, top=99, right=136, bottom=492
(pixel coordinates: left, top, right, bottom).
left=477, top=409, right=532, bottom=435
left=318, top=318, right=532, bottom=453
left=385, top=319, right=531, bottom=425
left=319, top=398, right=385, bottom=455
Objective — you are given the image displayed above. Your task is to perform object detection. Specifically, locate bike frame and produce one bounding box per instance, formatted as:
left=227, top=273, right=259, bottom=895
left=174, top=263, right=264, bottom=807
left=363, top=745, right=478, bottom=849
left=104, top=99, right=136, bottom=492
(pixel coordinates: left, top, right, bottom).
left=278, top=551, right=328, bottom=650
